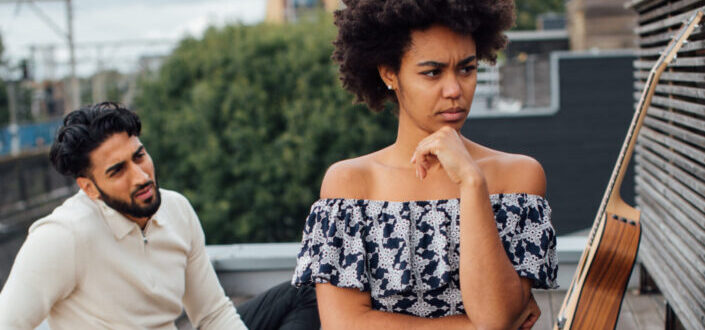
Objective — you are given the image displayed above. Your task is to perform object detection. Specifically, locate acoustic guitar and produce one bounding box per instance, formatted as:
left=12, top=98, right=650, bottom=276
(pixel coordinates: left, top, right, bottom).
left=555, top=10, right=704, bottom=330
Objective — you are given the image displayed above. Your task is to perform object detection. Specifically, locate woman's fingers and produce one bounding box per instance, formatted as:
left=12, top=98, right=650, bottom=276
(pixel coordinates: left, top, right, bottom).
left=415, top=155, right=432, bottom=179
left=410, top=126, right=477, bottom=183
left=412, top=140, right=439, bottom=179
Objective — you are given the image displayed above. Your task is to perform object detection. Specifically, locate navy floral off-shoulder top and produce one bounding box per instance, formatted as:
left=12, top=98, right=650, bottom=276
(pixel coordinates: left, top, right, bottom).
left=292, top=193, right=558, bottom=318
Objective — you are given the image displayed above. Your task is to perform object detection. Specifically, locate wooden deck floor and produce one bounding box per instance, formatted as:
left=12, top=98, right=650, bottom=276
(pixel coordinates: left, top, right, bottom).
left=532, top=289, right=666, bottom=330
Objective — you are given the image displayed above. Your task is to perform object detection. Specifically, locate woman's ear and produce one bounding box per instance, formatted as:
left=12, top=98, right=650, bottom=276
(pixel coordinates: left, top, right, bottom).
left=378, top=65, right=397, bottom=90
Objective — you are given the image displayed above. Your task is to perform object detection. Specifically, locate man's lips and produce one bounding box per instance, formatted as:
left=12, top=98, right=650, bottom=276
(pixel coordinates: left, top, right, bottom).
left=133, top=184, right=154, bottom=201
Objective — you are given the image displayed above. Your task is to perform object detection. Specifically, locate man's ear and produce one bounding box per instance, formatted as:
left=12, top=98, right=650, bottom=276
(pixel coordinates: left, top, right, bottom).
left=378, top=65, right=397, bottom=90
left=76, top=177, right=100, bottom=200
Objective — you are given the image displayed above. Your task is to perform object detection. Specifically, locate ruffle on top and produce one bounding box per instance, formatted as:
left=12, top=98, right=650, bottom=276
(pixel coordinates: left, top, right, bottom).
left=292, top=193, right=558, bottom=318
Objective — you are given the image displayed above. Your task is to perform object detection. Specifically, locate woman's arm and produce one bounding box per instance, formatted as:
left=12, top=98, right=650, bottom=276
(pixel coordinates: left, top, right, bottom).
left=317, top=284, right=541, bottom=330
left=316, top=283, right=475, bottom=330
left=458, top=180, right=535, bottom=329
left=412, top=127, right=545, bottom=329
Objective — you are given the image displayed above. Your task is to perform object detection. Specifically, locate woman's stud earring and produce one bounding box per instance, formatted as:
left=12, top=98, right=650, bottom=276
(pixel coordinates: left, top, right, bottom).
left=387, top=85, right=393, bottom=90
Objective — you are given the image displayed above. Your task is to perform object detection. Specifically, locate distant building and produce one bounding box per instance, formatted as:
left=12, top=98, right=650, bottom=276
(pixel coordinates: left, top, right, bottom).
left=566, top=0, right=637, bottom=50
left=265, top=0, right=341, bottom=23
left=537, top=13, right=567, bottom=31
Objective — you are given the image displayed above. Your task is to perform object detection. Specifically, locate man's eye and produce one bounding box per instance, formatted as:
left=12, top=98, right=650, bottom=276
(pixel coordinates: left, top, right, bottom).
left=109, top=167, right=123, bottom=177
left=135, top=153, right=145, bottom=159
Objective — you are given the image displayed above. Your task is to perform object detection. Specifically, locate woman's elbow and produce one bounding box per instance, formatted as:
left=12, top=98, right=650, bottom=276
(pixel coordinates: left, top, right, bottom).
left=320, top=309, right=373, bottom=330
left=471, top=318, right=517, bottom=330
left=467, top=306, right=531, bottom=330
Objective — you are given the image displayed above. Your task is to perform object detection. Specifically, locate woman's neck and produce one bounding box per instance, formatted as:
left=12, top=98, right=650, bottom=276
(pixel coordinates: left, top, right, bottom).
left=387, top=111, right=435, bottom=167
left=386, top=108, right=471, bottom=168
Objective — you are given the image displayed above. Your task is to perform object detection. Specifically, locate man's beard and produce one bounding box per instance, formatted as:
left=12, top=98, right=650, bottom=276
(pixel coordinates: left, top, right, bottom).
left=93, top=178, right=162, bottom=219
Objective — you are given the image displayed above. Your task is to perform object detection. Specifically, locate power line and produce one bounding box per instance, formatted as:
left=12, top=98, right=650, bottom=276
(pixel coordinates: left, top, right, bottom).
left=26, top=38, right=177, bottom=49
left=25, top=0, right=68, bottom=40
left=1, top=0, right=79, bottom=113
left=0, top=0, right=66, bottom=3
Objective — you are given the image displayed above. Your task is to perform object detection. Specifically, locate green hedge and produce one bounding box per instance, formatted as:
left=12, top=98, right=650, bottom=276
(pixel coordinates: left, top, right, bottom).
left=515, top=0, right=564, bottom=30
left=136, top=17, right=397, bottom=243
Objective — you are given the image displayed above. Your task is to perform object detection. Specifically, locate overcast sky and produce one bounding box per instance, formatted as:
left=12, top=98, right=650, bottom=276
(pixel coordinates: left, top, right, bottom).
left=0, top=0, right=266, bottom=78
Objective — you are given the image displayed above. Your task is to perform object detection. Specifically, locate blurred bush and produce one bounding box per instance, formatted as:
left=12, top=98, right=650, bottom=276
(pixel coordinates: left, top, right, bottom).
left=515, top=0, right=564, bottom=30
left=135, top=16, right=397, bottom=243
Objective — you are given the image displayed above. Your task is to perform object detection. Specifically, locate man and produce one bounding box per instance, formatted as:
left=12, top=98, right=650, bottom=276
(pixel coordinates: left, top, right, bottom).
left=0, top=102, right=319, bottom=330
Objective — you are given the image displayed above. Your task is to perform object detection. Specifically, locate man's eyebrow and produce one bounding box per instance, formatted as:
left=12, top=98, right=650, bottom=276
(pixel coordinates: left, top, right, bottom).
left=105, top=161, right=125, bottom=176
left=133, top=145, right=145, bottom=158
left=417, top=55, right=477, bottom=68
left=104, top=146, right=144, bottom=176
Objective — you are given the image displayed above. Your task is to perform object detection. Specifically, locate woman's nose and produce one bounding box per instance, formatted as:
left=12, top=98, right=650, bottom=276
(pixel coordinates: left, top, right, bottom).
left=442, top=76, right=461, bottom=99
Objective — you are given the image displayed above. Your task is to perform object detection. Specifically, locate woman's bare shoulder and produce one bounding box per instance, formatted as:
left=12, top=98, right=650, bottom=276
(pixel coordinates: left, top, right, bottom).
left=501, top=153, right=546, bottom=196
left=470, top=142, right=546, bottom=196
left=320, top=153, right=378, bottom=199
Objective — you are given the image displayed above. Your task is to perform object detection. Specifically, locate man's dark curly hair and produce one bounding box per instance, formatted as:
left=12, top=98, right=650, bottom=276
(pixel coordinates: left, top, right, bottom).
left=50, top=102, right=141, bottom=178
left=333, top=0, right=515, bottom=112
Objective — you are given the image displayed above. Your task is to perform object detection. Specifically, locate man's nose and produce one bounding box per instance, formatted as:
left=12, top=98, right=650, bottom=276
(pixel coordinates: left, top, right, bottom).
left=128, top=163, right=150, bottom=185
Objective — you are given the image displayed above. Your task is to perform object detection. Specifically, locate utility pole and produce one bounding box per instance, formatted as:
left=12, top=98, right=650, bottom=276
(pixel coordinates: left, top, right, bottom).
left=7, top=81, right=19, bottom=155
left=0, top=0, right=79, bottom=113
left=92, top=46, right=105, bottom=103
left=65, top=0, right=79, bottom=112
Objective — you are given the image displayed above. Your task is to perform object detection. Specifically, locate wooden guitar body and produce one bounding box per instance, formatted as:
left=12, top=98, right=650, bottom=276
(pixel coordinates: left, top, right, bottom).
left=568, top=211, right=641, bottom=329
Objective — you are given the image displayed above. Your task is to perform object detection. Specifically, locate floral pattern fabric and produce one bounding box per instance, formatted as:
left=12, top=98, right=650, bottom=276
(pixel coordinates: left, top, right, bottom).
left=292, top=193, right=558, bottom=318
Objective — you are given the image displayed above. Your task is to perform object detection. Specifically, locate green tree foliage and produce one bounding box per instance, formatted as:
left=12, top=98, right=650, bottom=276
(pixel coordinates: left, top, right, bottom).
left=514, top=0, right=564, bottom=30
left=136, top=17, right=397, bottom=243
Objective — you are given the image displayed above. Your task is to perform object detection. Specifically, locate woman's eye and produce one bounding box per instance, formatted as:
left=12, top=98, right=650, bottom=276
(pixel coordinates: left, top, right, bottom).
left=422, top=69, right=440, bottom=77
left=460, top=65, right=476, bottom=74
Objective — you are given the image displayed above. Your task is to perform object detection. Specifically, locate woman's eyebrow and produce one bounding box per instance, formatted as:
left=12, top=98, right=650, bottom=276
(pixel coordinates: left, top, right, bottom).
left=457, top=55, right=477, bottom=66
left=417, top=55, right=477, bottom=68
left=417, top=60, right=447, bottom=68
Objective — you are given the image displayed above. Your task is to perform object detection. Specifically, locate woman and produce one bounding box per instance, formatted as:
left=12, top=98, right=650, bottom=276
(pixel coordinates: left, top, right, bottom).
left=293, top=1, right=558, bottom=329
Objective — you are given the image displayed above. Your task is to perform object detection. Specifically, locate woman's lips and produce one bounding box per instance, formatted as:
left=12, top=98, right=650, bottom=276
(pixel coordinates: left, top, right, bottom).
left=438, top=109, right=467, bottom=121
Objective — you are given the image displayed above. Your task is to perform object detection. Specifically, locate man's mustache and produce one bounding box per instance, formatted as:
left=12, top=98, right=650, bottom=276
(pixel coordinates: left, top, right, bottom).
left=132, top=181, right=155, bottom=198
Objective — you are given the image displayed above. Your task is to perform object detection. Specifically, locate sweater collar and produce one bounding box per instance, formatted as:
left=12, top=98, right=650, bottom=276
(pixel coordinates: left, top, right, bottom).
left=90, top=192, right=166, bottom=240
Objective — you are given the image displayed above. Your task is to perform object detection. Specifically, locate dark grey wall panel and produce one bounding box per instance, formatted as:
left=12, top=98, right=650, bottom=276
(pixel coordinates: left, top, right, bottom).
left=462, top=55, right=636, bottom=235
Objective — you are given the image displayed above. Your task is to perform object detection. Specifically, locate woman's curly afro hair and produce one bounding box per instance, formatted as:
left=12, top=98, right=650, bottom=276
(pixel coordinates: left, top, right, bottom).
left=333, top=0, right=515, bottom=112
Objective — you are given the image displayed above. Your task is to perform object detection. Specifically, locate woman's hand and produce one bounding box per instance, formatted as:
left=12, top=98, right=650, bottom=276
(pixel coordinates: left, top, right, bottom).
left=518, top=294, right=541, bottom=330
left=410, top=126, right=483, bottom=186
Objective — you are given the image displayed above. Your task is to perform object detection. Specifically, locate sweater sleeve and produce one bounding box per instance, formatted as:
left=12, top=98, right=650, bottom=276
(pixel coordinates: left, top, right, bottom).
left=180, top=198, right=248, bottom=330
left=0, top=221, right=78, bottom=329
